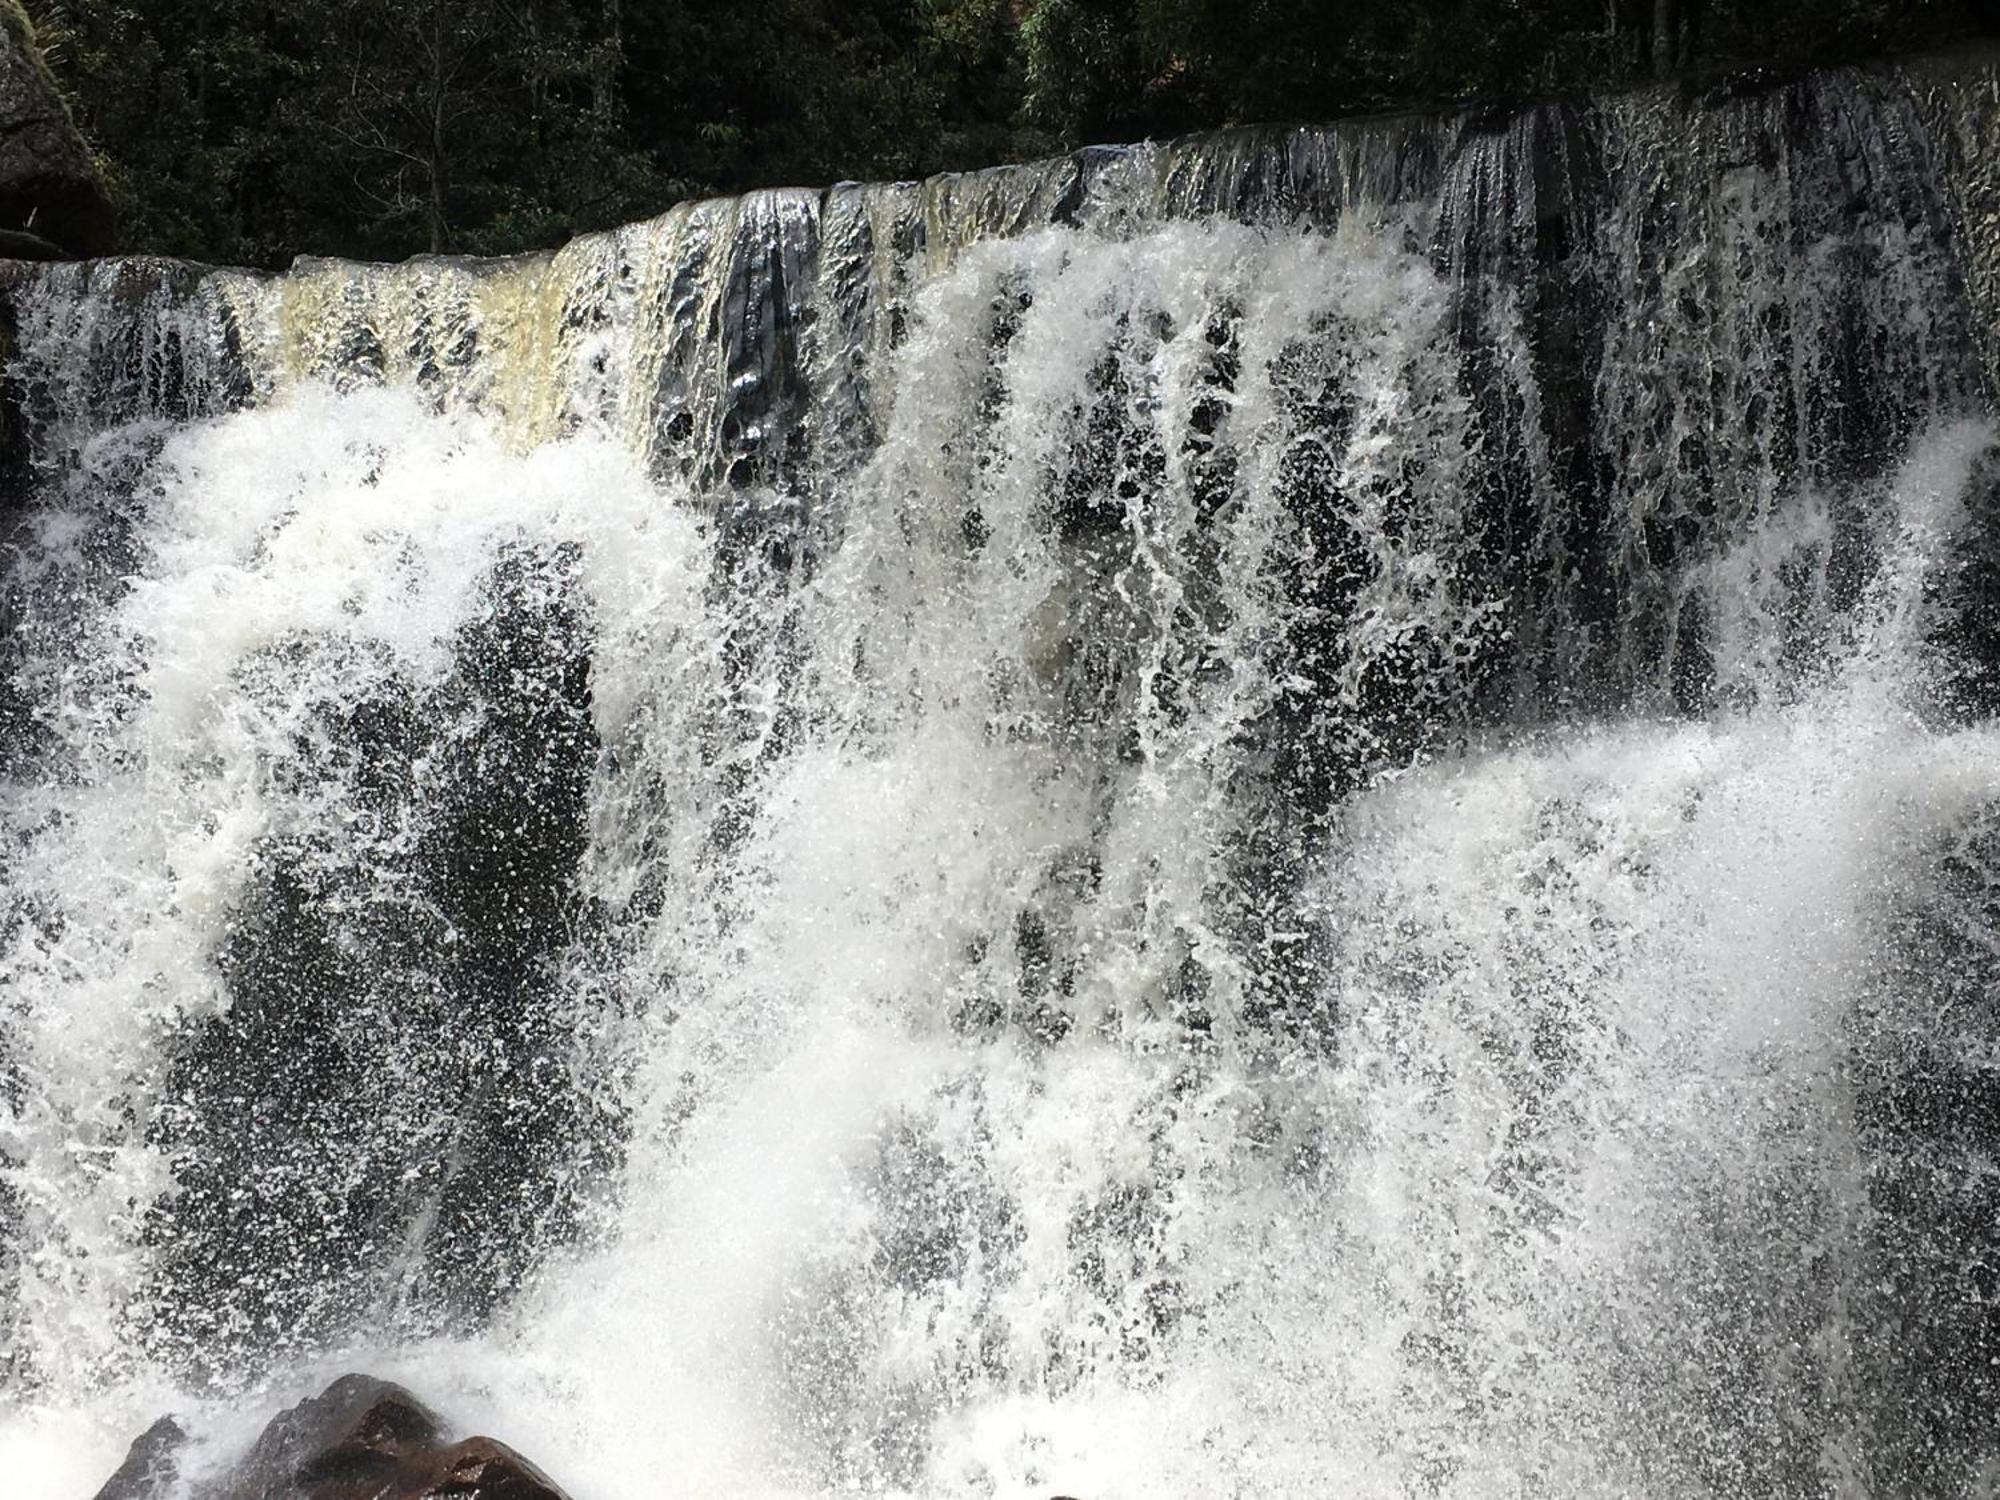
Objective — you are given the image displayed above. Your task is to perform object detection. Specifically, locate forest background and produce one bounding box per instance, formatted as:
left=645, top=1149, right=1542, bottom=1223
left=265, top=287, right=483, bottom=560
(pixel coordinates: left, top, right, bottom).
left=21, top=0, right=1999, bottom=266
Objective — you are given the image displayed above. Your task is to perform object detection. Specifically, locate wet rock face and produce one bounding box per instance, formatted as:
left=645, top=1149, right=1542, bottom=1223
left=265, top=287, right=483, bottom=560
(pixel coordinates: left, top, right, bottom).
left=92, top=1375, right=575, bottom=1500
left=0, top=1, right=113, bottom=256
left=91, top=1417, right=184, bottom=1500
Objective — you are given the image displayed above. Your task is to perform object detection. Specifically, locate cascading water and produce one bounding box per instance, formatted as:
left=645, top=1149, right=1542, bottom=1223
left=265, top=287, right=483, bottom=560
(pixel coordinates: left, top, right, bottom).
left=3, top=52, right=2000, bottom=1500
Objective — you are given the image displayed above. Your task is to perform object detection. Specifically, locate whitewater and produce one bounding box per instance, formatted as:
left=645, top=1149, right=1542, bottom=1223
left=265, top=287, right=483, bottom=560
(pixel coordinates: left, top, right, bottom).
left=2, top=58, right=1999, bottom=1500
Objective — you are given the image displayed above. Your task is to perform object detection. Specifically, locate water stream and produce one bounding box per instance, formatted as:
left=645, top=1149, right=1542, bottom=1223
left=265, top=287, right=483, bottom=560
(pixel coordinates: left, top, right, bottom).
left=2, top=55, right=1998, bottom=1500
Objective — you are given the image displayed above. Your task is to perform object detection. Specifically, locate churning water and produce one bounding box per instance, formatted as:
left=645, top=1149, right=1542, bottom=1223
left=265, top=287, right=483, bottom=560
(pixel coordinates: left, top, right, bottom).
left=3, top=57, right=2000, bottom=1500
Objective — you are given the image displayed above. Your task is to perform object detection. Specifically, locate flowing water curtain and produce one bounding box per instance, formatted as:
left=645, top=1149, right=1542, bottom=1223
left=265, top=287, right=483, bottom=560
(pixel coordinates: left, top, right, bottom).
left=1, top=52, right=2000, bottom=1500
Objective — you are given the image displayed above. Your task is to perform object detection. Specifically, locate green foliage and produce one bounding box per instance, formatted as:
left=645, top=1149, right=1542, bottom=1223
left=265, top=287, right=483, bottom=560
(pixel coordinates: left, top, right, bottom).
left=19, top=0, right=1997, bottom=266
left=27, top=0, right=671, bottom=262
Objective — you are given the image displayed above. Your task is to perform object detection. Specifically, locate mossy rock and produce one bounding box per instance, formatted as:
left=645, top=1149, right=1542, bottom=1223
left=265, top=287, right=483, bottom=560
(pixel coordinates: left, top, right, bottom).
left=0, top=0, right=114, bottom=255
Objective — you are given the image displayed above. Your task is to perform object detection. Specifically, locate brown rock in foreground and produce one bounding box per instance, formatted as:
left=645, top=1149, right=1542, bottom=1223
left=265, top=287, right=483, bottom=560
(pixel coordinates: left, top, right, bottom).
left=92, top=1374, right=574, bottom=1500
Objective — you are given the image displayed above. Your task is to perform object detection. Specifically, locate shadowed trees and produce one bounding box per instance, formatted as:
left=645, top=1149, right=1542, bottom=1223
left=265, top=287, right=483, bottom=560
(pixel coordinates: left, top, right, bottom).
left=18, top=0, right=1998, bottom=261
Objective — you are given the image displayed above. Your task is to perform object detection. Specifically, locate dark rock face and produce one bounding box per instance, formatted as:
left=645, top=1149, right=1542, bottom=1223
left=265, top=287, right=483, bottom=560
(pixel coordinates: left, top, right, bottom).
left=92, top=1376, right=574, bottom=1500
left=141, top=544, right=608, bottom=1378
left=91, top=1416, right=184, bottom=1500
left=0, top=225, right=61, bottom=259
left=0, top=1, right=113, bottom=256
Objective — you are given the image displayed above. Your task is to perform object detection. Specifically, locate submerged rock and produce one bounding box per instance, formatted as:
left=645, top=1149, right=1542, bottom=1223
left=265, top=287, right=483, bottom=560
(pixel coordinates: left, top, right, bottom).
left=92, top=1375, right=574, bottom=1500
left=0, top=0, right=114, bottom=256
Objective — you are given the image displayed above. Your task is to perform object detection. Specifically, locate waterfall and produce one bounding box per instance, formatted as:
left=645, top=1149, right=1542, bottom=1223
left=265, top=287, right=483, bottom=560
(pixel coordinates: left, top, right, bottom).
left=3, top=52, right=1999, bottom=1500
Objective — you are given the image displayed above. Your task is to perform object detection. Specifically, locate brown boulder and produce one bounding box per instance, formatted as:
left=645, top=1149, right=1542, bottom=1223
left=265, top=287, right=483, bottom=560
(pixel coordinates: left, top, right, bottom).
left=393, top=1436, right=572, bottom=1500
left=92, top=1375, right=574, bottom=1500
left=211, top=1374, right=442, bottom=1500
left=0, top=0, right=114, bottom=256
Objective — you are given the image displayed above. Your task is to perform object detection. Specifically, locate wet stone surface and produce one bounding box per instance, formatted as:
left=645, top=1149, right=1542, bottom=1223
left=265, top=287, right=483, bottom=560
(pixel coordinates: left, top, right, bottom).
left=93, top=1376, right=574, bottom=1500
